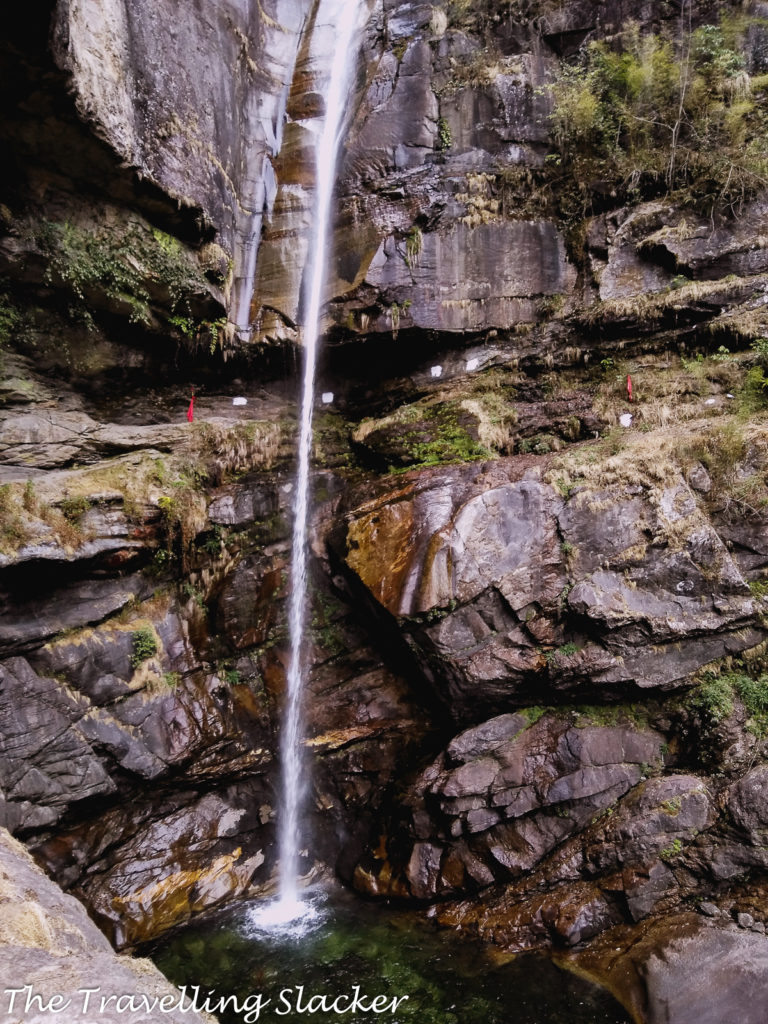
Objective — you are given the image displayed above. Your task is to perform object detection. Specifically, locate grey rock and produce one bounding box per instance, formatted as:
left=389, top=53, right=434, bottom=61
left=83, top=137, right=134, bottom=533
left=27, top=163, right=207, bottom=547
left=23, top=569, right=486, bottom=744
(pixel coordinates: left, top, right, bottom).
left=208, top=490, right=256, bottom=526
left=643, top=921, right=768, bottom=1024
left=0, top=619, right=273, bottom=836
left=558, top=489, right=651, bottom=576
left=0, top=658, right=115, bottom=833
left=687, top=462, right=713, bottom=494
left=376, top=711, right=665, bottom=899
left=338, top=459, right=759, bottom=707
left=347, top=35, right=438, bottom=179
left=635, top=197, right=768, bottom=280
left=72, top=786, right=270, bottom=948
left=624, top=860, right=678, bottom=921
left=0, top=576, right=152, bottom=653
left=728, top=766, right=768, bottom=835
left=214, top=553, right=286, bottom=650
left=560, top=891, right=617, bottom=947
left=29, top=628, right=136, bottom=703
left=0, top=827, right=211, bottom=1024
left=365, top=220, right=576, bottom=333
left=51, top=0, right=315, bottom=334
left=0, top=410, right=191, bottom=470
left=446, top=713, right=528, bottom=762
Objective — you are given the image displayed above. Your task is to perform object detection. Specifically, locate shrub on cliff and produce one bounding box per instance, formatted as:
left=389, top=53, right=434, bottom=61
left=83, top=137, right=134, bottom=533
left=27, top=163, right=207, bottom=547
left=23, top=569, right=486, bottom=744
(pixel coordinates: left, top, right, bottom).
left=548, top=15, right=768, bottom=214
left=130, top=626, right=159, bottom=668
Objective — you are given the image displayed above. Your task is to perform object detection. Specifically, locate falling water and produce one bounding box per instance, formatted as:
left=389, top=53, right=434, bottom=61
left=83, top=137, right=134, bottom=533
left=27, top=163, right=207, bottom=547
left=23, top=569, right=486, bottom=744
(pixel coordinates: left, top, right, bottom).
left=251, top=0, right=364, bottom=929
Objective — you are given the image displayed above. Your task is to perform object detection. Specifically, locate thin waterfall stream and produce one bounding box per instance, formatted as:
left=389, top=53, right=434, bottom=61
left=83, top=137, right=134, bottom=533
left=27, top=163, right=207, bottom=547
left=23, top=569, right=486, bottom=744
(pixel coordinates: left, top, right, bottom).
left=252, top=0, right=365, bottom=929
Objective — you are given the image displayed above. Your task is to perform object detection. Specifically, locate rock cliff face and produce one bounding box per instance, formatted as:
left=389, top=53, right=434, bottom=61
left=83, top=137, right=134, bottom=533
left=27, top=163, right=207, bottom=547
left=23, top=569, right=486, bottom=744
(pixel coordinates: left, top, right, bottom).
left=0, top=827, right=214, bottom=1024
left=4, top=0, right=768, bottom=1021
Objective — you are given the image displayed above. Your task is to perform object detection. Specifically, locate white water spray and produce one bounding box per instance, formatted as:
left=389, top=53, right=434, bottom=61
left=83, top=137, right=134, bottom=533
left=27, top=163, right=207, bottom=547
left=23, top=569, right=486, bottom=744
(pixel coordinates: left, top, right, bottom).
left=251, top=0, right=364, bottom=931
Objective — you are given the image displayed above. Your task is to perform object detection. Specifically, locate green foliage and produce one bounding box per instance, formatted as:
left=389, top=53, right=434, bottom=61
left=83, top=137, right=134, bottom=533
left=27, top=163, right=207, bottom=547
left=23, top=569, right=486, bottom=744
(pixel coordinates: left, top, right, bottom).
left=538, top=293, right=564, bottom=318
left=732, top=673, right=768, bottom=737
left=552, top=475, right=575, bottom=498
left=547, top=16, right=768, bottom=213
left=148, top=548, right=171, bottom=575
left=38, top=218, right=209, bottom=334
left=680, top=351, right=705, bottom=372
left=518, top=432, right=560, bottom=454
left=690, top=664, right=768, bottom=737
left=313, top=412, right=356, bottom=471
left=169, top=313, right=227, bottom=352
left=405, top=226, right=423, bottom=268
left=22, top=480, right=37, bottom=514
left=197, top=525, right=225, bottom=556
left=680, top=421, right=747, bottom=494
left=387, top=402, right=490, bottom=471
left=223, top=668, right=241, bottom=686
left=0, top=484, right=29, bottom=551
left=660, top=837, right=684, bottom=861
left=167, top=314, right=195, bottom=336
left=545, top=642, right=581, bottom=663
left=740, top=365, right=768, bottom=411
left=557, top=642, right=580, bottom=656
left=162, top=671, right=181, bottom=688
left=0, top=287, right=21, bottom=346
left=740, top=337, right=768, bottom=410
left=571, top=702, right=649, bottom=728
left=42, top=220, right=152, bottom=324
left=389, top=302, right=401, bottom=338
left=153, top=460, right=209, bottom=569
left=687, top=673, right=735, bottom=725
left=130, top=626, right=158, bottom=668
left=58, top=496, right=89, bottom=522
left=522, top=705, right=548, bottom=726
left=437, top=116, right=453, bottom=150
left=180, top=580, right=206, bottom=609
left=752, top=337, right=768, bottom=368
left=711, top=345, right=734, bottom=362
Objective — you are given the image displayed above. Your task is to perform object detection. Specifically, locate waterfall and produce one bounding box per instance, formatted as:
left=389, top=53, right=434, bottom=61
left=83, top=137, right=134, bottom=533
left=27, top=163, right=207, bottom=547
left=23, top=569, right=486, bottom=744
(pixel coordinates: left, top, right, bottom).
left=255, top=0, right=364, bottom=927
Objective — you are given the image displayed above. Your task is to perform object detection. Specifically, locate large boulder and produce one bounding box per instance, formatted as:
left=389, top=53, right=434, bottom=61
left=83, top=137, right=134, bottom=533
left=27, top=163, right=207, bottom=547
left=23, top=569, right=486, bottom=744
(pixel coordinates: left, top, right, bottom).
left=571, top=914, right=768, bottom=1024
left=0, top=827, right=212, bottom=1023
left=333, top=458, right=760, bottom=716
left=354, top=710, right=666, bottom=900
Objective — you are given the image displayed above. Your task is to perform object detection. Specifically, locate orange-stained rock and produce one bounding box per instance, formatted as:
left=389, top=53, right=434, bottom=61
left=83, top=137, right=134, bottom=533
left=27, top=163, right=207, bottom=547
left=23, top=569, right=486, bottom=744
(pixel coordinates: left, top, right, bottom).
left=345, top=489, right=415, bottom=614
left=567, top=911, right=768, bottom=1024
left=332, top=456, right=763, bottom=717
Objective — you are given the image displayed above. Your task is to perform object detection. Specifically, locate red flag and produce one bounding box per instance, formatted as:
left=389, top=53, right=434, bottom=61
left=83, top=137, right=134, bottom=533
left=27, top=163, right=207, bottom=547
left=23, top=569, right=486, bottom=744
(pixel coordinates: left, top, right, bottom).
left=186, top=395, right=194, bottom=422
left=627, top=374, right=633, bottom=402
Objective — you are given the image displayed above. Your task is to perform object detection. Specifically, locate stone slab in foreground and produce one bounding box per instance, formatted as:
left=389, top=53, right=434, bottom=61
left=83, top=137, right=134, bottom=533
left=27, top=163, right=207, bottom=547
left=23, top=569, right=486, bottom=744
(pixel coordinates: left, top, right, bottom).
left=0, top=828, right=213, bottom=1024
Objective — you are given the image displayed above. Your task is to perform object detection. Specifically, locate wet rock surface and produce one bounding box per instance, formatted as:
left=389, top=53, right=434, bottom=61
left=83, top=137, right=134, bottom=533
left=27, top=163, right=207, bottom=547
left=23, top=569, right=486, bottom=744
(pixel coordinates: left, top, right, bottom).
left=570, top=913, right=768, bottom=1024
left=6, top=3, right=768, bottom=1022
left=333, top=454, right=762, bottom=715
left=355, top=711, right=666, bottom=900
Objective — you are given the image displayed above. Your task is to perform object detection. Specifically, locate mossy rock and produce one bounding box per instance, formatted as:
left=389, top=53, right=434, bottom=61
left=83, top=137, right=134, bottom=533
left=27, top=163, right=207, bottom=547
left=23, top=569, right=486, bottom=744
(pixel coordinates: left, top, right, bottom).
left=353, top=399, right=489, bottom=471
